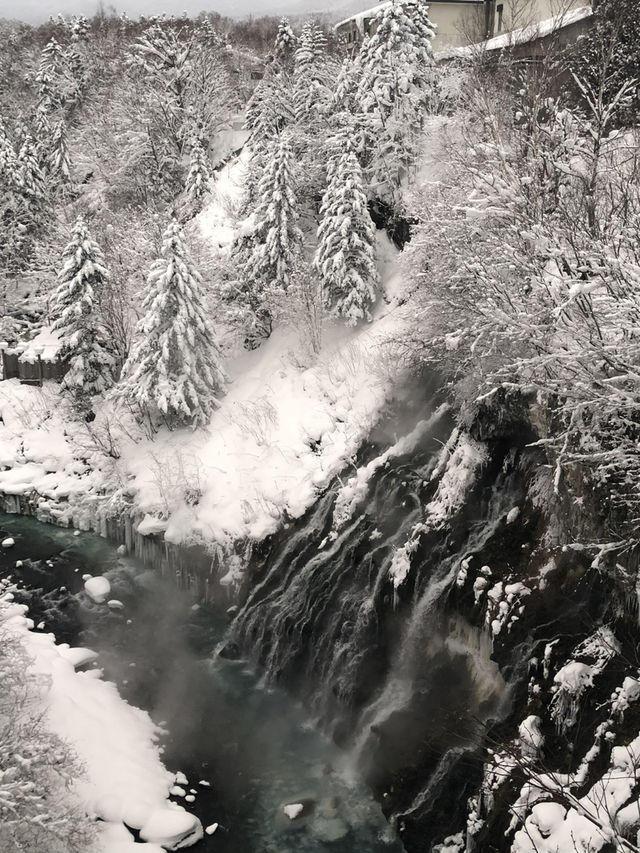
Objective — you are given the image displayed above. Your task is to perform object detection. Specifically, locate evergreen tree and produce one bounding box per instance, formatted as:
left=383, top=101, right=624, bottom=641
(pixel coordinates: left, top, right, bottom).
left=16, top=136, right=46, bottom=219
left=50, top=119, right=72, bottom=185
left=185, top=136, right=210, bottom=203
left=229, top=134, right=302, bottom=348
left=117, top=219, right=226, bottom=428
left=65, top=43, right=86, bottom=101
left=274, top=17, right=297, bottom=65
left=0, top=122, right=18, bottom=193
left=355, top=0, right=436, bottom=198
left=243, top=71, right=295, bottom=208
left=328, top=56, right=367, bottom=163
left=52, top=218, right=115, bottom=400
left=0, top=123, right=20, bottom=236
left=0, top=123, right=33, bottom=270
left=69, top=14, right=90, bottom=42
left=314, top=149, right=378, bottom=325
left=35, top=38, right=64, bottom=108
left=34, top=104, right=52, bottom=156
left=245, top=73, right=294, bottom=145
left=293, top=22, right=332, bottom=123
left=244, top=133, right=303, bottom=294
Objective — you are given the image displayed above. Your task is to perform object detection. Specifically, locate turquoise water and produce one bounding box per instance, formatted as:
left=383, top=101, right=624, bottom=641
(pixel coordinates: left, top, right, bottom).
left=0, top=512, right=404, bottom=853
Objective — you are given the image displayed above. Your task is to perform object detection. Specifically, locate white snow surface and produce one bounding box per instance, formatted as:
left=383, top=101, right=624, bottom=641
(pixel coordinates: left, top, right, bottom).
left=283, top=803, right=305, bottom=820
left=0, top=596, right=202, bottom=852
left=0, top=150, right=413, bottom=558
left=425, top=430, right=488, bottom=528
left=17, top=325, right=63, bottom=364
left=84, top=575, right=111, bottom=603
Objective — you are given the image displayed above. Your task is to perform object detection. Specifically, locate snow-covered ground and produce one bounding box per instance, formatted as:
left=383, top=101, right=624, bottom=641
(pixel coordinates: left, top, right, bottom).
left=0, top=593, right=202, bottom=852
left=0, top=153, right=413, bottom=567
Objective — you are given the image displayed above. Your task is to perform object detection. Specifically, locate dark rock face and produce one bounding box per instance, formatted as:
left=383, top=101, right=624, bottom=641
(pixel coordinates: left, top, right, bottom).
left=229, top=391, right=623, bottom=852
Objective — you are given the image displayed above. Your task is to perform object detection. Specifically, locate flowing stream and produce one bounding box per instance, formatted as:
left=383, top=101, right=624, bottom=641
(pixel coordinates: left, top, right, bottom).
left=0, top=511, right=404, bottom=853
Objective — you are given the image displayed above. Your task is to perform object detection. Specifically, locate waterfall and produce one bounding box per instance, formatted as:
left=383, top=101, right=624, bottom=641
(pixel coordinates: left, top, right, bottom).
left=227, top=399, right=529, bottom=848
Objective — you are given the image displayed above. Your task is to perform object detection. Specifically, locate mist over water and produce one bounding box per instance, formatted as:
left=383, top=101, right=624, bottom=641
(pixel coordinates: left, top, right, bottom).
left=0, top=512, right=403, bottom=853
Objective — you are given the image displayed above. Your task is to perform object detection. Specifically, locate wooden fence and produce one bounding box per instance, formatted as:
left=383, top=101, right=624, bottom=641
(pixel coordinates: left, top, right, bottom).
left=1, top=350, right=69, bottom=386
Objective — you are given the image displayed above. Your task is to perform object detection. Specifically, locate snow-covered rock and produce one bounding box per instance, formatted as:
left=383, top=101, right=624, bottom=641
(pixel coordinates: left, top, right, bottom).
left=139, top=807, right=203, bottom=849
left=84, top=575, right=111, bottom=603
left=57, top=645, right=99, bottom=669
left=283, top=803, right=305, bottom=820
left=1, top=537, right=15, bottom=548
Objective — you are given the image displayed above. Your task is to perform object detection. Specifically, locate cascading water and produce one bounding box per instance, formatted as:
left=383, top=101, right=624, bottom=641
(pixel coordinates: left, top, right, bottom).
left=228, top=397, right=534, bottom=851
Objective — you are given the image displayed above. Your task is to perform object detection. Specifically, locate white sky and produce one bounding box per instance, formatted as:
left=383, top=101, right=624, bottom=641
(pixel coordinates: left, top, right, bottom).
left=0, top=0, right=329, bottom=24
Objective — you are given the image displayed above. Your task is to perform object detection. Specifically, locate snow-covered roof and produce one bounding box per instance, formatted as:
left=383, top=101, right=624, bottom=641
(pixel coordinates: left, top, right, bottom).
left=17, top=326, right=63, bottom=364
left=438, top=4, right=592, bottom=59
left=335, top=1, right=390, bottom=30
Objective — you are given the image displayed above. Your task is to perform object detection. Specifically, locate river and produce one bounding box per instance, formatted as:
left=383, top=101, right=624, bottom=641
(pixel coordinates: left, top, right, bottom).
left=0, top=511, right=404, bottom=853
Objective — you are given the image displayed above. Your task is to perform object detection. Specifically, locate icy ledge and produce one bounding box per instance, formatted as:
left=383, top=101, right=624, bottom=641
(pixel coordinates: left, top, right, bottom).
left=0, top=595, right=203, bottom=852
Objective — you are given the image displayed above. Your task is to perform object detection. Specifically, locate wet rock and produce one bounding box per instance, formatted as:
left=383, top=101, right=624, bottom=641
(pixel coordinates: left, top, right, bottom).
left=218, top=641, right=241, bottom=660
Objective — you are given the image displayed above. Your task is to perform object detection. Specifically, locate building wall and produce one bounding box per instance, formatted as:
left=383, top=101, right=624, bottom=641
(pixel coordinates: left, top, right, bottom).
left=336, top=1, right=486, bottom=50
left=489, top=0, right=586, bottom=36
left=428, top=2, right=486, bottom=47
left=336, top=0, right=590, bottom=50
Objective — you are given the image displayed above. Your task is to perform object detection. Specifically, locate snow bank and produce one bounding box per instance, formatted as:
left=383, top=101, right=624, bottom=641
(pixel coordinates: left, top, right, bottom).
left=0, top=596, right=202, bottom=851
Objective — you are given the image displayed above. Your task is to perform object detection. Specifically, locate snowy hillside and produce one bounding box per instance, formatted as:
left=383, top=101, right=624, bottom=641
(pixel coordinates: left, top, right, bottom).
left=0, top=150, right=412, bottom=559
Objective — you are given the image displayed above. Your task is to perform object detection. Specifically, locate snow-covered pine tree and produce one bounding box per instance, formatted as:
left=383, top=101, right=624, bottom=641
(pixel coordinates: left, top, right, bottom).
left=35, top=38, right=64, bottom=108
left=185, top=136, right=210, bottom=203
left=16, top=136, right=46, bottom=220
left=52, top=218, right=115, bottom=401
left=274, top=17, right=297, bottom=65
left=0, top=122, right=19, bottom=228
left=243, top=70, right=295, bottom=210
left=293, top=22, right=332, bottom=124
left=34, top=104, right=52, bottom=161
left=314, top=148, right=378, bottom=325
left=228, top=133, right=303, bottom=348
left=69, top=14, right=90, bottom=42
left=245, top=72, right=294, bottom=146
left=117, top=219, right=226, bottom=429
left=245, top=132, right=303, bottom=295
left=0, top=122, right=18, bottom=195
left=355, top=0, right=436, bottom=198
left=49, top=119, right=72, bottom=186
left=328, top=55, right=368, bottom=164
left=65, top=43, right=86, bottom=102
left=0, top=123, right=33, bottom=270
